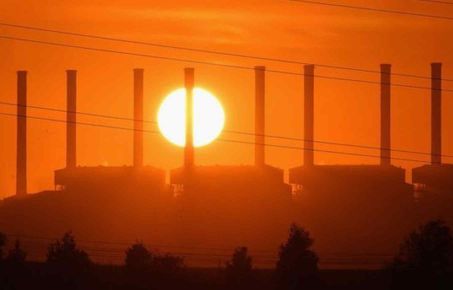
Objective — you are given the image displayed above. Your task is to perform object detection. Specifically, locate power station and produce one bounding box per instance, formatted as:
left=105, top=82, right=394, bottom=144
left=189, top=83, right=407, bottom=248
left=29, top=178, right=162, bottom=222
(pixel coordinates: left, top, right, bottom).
left=2, top=63, right=453, bottom=265
left=11, top=64, right=453, bottom=197
left=170, top=66, right=290, bottom=196
left=53, top=69, right=166, bottom=194
left=288, top=64, right=415, bottom=253
left=412, top=63, right=453, bottom=194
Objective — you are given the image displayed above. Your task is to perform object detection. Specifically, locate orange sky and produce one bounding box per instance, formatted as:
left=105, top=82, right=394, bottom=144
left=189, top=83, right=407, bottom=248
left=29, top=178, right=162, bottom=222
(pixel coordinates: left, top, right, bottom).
left=0, top=0, right=452, bottom=197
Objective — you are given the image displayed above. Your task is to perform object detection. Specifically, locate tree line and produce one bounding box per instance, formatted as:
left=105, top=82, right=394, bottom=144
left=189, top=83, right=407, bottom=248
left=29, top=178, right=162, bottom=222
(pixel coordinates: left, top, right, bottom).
left=0, top=220, right=453, bottom=289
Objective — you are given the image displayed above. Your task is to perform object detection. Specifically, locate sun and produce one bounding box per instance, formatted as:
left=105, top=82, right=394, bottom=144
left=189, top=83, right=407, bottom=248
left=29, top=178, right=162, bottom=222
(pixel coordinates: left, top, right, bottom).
left=157, top=88, right=225, bottom=147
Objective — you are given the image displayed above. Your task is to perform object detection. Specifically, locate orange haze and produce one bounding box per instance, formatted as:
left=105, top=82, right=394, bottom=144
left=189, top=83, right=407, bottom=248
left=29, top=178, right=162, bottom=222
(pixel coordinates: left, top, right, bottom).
left=1, top=0, right=453, bottom=197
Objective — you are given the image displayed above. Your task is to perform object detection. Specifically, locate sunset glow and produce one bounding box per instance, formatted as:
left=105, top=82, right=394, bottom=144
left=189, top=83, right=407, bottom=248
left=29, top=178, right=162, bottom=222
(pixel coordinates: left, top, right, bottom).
left=1, top=1, right=453, bottom=284
left=157, top=88, right=225, bottom=147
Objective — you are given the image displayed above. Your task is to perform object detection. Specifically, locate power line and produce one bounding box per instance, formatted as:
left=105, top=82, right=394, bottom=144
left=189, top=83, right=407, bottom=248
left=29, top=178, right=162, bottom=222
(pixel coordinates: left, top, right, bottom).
left=0, top=100, right=138, bottom=123
left=24, top=243, right=272, bottom=258
left=216, top=138, right=428, bottom=163
left=1, top=100, right=452, bottom=159
left=12, top=243, right=392, bottom=268
left=7, top=233, right=270, bottom=253
left=0, top=22, right=450, bottom=82
left=2, top=235, right=247, bottom=260
left=418, top=0, right=453, bottom=5
left=0, top=35, right=451, bottom=93
left=7, top=233, right=394, bottom=258
left=0, top=111, right=430, bottom=163
left=288, top=0, right=453, bottom=20
left=223, top=129, right=452, bottom=159
left=13, top=240, right=392, bottom=262
left=3, top=232, right=394, bottom=267
left=9, top=233, right=278, bottom=255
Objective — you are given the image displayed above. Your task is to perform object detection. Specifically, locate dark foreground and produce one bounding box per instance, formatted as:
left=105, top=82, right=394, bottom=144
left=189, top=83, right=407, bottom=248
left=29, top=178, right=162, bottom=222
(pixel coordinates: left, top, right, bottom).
left=0, top=262, right=390, bottom=290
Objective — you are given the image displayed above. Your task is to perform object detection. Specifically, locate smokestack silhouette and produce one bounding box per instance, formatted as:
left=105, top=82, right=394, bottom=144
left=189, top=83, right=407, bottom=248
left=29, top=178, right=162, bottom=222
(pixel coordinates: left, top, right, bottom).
left=133, top=69, right=144, bottom=167
left=255, top=66, right=265, bottom=167
left=431, top=63, right=442, bottom=165
left=380, top=64, right=391, bottom=166
left=16, top=71, right=27, bottom=196
left=304, top=65, right=315, bottom=166
left=66, top=70, right=77, bottom=169
left=184, top=68, right=194, bottom=169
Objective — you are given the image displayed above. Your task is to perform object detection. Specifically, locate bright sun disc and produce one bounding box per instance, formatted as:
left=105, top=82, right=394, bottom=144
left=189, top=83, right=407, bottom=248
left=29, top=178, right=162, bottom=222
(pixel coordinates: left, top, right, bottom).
left=158, top=88, right=225, bottom=147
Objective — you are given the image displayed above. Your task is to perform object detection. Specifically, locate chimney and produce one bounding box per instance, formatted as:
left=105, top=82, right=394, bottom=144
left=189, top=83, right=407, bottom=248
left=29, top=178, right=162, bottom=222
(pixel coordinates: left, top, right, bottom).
left=133, top=69, right=144, bottom=167
left=16, top=71, right=27, bottom=196
left=255, top=66, right=265, bottom=167
left=380, top=64, right=391, bottom=166
left=184, top=68, right=194, bottom=169
left=431, top=63, right=442, bottom=165
left=304, top=65, right=314, bottom=167
left=66, top=70, right=77, bottom=169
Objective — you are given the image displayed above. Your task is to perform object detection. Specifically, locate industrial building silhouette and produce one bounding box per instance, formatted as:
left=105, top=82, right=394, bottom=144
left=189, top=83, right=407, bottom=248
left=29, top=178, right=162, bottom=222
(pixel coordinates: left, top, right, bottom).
left=53, top=69, right=166, bottom=195
left=2, top=63, right=453, bottom=266
left=289, top=64, right=415, bottom=253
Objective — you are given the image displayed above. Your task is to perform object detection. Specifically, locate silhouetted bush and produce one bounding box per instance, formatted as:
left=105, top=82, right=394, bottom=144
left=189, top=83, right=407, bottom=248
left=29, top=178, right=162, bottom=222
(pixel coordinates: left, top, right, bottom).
left=225, top=247, right=252, bottom=288
left=390, top=219, right=453, bottom=290
left=45, top=232, right=92, bottom=290
left=0, top=232, right=6, bottom=260
left=153, top=253, right=185, bottom=275
left=5, top=240, right=26, bottom=266
left=125, top=242, right=152, bottom=273
left=1, top=240, right=29, bottom=289
left=47, top=232, right=91, bottom=269
left=123, top=242, right=185, bottom=288
left=276, top=224, right=321, bottom=290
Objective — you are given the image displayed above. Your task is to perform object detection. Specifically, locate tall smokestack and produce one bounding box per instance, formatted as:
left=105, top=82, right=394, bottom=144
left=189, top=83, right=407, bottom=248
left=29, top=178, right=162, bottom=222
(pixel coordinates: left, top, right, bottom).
left=16, top=71, right=27, bottom=196
left=431, top=63, right=442, bottom=165
left=184, top=68, right=194, bottom=169
left=255, top=66, right=265, bottom=167
left=380, top=64, right=391, bottom=166
left=133, top=69, right=144, bottom=167
left=304, top=65, right=314, bottom=167
left=66, top=70, right=77, bottom=169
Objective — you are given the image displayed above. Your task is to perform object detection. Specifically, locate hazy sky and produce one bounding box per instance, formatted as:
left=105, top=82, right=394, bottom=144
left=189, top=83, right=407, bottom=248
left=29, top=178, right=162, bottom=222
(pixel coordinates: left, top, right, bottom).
left=1, top=0, right=452, bottom=197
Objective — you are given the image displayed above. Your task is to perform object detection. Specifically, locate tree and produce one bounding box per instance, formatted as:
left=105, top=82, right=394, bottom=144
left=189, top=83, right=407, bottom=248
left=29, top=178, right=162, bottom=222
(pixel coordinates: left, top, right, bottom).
left=125, top=242, right=153, bottom=272
left=47, top=232, right=91, bottom=269
left=5, top=240, right=27, bottom=266
left=152, top=253, right=185, bottom=278
left=2, top=240, right=28, bottom=287
left=0, top=232, right=6, bottom=260
left=276, top=224, right=321, bottom=290
left=391, top=220, right=453, bottom=290
left=225, top=247, right=253, bottom=288
left=45, top=232, right=92, bottom=290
